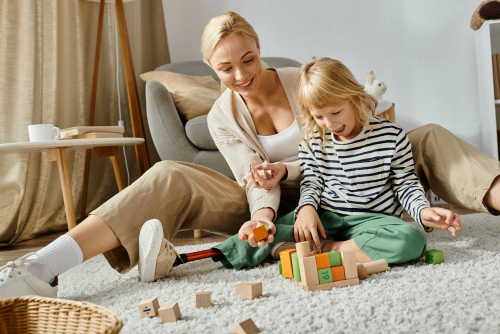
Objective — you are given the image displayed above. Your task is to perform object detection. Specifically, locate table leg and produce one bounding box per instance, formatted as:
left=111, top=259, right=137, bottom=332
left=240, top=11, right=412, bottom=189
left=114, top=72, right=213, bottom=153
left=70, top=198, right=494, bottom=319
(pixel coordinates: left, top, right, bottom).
left=93, top=146, right=126, bottom=192
left=110, top=147, right=126, bottom=191
left=48, top=148, right=77, bottom=230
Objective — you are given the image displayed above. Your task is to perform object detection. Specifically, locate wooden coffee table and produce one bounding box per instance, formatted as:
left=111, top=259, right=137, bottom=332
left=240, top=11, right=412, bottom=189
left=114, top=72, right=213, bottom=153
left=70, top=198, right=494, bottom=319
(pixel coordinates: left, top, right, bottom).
left=0, top=138, right=144, bottom=230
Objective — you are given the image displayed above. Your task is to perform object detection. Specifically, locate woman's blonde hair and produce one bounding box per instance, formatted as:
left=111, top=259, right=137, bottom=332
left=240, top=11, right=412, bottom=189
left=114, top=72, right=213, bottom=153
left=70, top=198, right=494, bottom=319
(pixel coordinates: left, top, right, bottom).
left=297, top=57, right=377, bottom=145
left=201, top=11, right=260, bottom=67
left=200, top=12, right=261, bottom=127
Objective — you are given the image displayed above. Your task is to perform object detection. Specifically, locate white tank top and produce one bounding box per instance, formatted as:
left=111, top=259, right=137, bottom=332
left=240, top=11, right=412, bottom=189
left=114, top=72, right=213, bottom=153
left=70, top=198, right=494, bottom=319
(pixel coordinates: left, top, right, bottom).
left=257, top=120, right=302, bottom=163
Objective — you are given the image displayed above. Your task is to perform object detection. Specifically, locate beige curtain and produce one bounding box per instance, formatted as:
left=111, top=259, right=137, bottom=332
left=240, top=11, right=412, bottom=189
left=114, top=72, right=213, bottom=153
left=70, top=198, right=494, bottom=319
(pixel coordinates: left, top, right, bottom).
left=0, top=0, right=169, bottom=246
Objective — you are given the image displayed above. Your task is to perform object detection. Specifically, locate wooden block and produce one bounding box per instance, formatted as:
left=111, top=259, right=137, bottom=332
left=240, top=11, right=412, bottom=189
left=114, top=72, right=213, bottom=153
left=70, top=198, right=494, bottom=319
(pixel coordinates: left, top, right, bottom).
left=279, top=249, right=296, bottom=278
left=233, top=318, right=261, bottom=334
left=302, top=282, right=334, bottom=292
left=331, top=266, right=345, bottom=281
left=295, top=241, right=310, bottom=259
left=194, top=230, right=202, bottom=239
left=425, top=250, right=444, bottom=265
left=251, top=161, right=268, bottom=180
left=327, top=251, right=342, bottom=267
left=278, top=260, right=282, bottom=276
left=318, top=267, right=333, bottom=284
left=340, top=251, right=358, bottom=279
left=252, top=225, right=268, bottom=242
left=333, top=278, right=360, bottom=288
left=291, top=252, right=301, bottom=282
left=138, top=297, right=160, bottom=318
left=235, top=282, right=262, bottom=300
left=314, top=253, right=330, bottom=270
left=357, top=263, right=368, bottom=280
left=364, top=259, right=389, bottom=274
left=158, top=302, right=181, bottom=323
left=298, top=256, right=319, bottom=286
left=196, top=291, right=212, bottom=308
left=241, top=225, right=254, bottom=236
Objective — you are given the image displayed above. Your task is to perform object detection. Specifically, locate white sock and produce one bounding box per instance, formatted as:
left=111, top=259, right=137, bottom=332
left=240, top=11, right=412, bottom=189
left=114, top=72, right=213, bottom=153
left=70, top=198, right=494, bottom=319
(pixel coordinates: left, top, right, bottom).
left=27, top=235, right=83, bottom=283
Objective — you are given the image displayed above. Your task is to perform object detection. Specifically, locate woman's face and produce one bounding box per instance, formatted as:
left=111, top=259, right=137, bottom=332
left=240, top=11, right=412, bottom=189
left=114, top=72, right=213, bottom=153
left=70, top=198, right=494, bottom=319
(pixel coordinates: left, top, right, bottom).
left=209, top=33, right=262, bottom=98
left=310, top=101, right=362, bottom=141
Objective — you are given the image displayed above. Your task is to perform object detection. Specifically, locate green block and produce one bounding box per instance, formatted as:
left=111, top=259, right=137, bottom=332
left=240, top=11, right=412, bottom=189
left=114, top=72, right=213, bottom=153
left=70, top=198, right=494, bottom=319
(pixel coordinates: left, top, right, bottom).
left=278, top=260, right=282, bottom=276
left=318, top=268, right=333, bottom=284
left=327, top=251, right=342, bottom=267
left=425, top=249, right=444, bottom=264
left=291, top=252, right=301, bottom=282
left=264, top=224, right=269, bottom=232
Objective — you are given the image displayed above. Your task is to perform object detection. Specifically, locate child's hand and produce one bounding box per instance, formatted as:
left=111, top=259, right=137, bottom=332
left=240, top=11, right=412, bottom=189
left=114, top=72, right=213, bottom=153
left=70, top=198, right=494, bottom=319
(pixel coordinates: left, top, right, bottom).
left=238, top=218, right=276, bottom=247
left=420, top=207, right=461, bottom=236
left=248, top=162, right=287, bottom=190
left=294, top=205, right=327, bottom=251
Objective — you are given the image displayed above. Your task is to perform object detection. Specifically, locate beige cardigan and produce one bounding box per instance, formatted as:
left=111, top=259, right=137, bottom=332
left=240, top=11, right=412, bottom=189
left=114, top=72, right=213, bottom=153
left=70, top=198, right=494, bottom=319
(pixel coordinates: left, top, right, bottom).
left=207, top=67, right=305, bottom=218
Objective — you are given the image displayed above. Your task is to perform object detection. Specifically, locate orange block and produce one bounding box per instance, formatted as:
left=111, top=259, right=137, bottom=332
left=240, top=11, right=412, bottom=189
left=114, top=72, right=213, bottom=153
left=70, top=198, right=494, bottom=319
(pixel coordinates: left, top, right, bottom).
left=279, top=249, right=296, bottom=278
left=315, top=254, right=330, bottom=270
left=253, top=225, right=268, bottom=241
left=331, top=266, right=345, bottom=281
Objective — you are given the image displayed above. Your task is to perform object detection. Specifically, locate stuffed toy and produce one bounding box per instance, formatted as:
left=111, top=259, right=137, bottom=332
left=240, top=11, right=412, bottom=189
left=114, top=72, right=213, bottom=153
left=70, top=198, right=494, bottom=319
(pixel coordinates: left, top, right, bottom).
left=364, top=70, right=386, bottom=101
left=471, top=0, right=500, bottom=30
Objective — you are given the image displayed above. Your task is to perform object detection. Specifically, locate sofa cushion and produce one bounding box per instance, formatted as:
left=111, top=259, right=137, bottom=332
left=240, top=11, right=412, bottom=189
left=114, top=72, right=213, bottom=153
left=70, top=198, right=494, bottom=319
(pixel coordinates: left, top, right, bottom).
left=140, top=71, right=221, bottom=121
left=185, top=115, right=217, bottom=150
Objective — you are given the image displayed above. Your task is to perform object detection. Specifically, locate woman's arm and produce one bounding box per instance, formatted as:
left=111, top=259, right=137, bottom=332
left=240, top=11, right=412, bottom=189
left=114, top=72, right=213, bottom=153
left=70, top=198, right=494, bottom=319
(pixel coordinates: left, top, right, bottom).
left=207, top=104, right=281, bottom=219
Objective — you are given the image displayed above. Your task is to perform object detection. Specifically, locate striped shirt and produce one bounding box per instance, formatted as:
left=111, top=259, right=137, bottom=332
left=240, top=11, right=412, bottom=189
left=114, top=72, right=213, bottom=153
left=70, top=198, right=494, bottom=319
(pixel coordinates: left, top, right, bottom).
left=296, top=117, right=431, bottom=231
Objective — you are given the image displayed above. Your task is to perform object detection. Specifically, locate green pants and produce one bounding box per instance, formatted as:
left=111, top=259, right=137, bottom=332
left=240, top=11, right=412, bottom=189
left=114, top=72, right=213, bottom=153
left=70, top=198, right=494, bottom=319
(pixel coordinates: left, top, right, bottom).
left=214, top=209, right=427, bottom=270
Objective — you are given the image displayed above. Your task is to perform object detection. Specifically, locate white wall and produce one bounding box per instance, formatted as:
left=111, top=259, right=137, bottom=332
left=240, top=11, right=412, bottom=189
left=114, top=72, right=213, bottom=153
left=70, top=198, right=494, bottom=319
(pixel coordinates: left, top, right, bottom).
left=162, top=0, right=486, bottom=150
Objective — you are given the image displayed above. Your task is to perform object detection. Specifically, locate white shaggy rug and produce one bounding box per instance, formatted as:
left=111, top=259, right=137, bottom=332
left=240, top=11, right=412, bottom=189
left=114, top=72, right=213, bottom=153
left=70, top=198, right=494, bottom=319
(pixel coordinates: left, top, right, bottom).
left=59, top=213, right=500, bottom=333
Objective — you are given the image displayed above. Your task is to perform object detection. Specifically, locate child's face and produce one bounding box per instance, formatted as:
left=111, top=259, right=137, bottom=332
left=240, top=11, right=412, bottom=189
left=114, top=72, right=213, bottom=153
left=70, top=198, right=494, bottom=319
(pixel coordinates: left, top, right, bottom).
left=310, top=101, right=362, bottom=141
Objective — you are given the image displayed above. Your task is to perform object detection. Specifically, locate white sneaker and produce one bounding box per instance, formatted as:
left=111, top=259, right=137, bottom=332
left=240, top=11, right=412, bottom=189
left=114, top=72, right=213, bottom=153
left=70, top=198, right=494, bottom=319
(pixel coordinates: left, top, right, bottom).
left=0, top=253, right=58, bottom=299
left=138, top=219, right=181, bottom=282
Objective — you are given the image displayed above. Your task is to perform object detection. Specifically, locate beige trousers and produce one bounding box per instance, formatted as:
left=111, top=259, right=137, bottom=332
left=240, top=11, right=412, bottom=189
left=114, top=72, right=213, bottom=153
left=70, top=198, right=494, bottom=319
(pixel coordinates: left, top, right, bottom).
left=92, top=124, right=500, bottom=273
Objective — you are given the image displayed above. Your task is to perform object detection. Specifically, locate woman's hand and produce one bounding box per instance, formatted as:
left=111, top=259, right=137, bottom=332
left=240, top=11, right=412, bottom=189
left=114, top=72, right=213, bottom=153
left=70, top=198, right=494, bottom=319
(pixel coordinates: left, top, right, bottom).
left=238, top=216, right=276, bottom=247
left=294, top=205, right=327, bottom=251
left=248, top=162, right=287, bottom=190
left=420, top=207, right=461, bottom=236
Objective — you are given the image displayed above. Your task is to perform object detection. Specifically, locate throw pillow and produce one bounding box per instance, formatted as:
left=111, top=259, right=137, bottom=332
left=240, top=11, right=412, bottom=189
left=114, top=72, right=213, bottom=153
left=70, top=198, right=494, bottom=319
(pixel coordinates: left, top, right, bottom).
left=140, top=71, right=221, bottom=121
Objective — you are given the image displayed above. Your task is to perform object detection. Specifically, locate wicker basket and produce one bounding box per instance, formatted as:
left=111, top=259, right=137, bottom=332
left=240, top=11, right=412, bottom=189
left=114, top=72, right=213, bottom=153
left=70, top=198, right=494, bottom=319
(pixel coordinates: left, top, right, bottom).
left=0, top=295, right=122, bottom=334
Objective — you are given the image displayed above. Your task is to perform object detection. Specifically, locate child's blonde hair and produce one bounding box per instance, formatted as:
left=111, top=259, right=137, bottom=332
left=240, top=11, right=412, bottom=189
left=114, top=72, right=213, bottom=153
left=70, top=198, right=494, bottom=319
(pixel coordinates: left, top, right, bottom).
left=297, top=57, right=377, bottom=144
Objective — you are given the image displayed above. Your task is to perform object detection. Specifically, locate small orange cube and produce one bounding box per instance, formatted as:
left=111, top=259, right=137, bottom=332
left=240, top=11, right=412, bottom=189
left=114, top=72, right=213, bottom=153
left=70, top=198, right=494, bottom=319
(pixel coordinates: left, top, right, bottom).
left=314, top=253, right=330, bottom=270
left=253, top=225, right=268, bottom=241
left=331, top=266, right=346, bottom=281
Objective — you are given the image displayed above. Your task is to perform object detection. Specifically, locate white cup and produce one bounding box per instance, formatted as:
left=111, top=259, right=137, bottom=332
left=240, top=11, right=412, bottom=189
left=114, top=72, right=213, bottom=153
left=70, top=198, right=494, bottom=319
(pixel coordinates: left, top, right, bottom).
left=28, top=124, right=60, bottom=142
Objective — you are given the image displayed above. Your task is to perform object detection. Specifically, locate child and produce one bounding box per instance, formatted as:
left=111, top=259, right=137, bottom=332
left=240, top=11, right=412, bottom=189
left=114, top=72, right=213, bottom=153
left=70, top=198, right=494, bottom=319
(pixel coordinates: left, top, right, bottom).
left=213, top=57, right=460, bottom=269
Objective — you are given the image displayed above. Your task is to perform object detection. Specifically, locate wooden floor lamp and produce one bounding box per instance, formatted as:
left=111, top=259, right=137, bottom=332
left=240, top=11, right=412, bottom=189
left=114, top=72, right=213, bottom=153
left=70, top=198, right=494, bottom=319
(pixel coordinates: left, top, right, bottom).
left=81, top=0, right=150, bottom=222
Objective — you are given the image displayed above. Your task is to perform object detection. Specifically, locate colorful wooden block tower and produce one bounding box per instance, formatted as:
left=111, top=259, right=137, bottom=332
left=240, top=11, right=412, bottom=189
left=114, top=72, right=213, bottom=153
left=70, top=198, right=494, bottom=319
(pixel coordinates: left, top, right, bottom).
left=279, top=241, right=361, bottom=291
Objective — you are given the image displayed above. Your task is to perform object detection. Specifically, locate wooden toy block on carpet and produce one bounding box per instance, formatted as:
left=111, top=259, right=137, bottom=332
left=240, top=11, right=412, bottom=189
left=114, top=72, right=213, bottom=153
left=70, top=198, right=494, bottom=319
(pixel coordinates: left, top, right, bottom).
left=196, top=292, right=212, bottom=308
left=357, top=263, right=368, bottom=280
left=327, top=251, right=342, bottom=267
left=291, top=252, right=302, bottom=282
left=279, top=249, right=296, bottom=278
left=138, top=297, right=160, bottom=318
left=425, top=249, right=444, bottom=264
left=158, top=302, right=181, bottom=323
left=318, top=267, right=333, bottom=284
left=341, top=251, right=358, bottom=279
left=233, top=318, right=261, bottom=334
left=364, top=259, right=389, bottom=274
left=296, top=241, right=310, bottom=259
left=236, top=283, right=263, bottom=300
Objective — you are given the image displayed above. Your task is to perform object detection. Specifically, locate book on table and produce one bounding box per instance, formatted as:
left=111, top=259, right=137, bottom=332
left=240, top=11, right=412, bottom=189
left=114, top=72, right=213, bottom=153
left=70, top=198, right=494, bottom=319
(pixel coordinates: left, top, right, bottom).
left=60, top=126, right=125, bottom=139
left=73, top=132, right=124, bottom=139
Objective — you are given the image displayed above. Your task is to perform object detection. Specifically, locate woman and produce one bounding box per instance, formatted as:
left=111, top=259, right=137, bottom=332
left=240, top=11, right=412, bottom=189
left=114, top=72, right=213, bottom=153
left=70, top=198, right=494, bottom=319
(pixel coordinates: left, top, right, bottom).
left=1, top=11, right=500, bottom=298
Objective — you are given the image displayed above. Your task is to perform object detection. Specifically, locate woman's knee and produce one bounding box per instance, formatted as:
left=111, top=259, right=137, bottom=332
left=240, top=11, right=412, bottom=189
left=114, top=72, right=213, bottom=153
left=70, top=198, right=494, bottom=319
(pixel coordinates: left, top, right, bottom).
left=148, top=160, right=184, bottom=180
left=390, top=225, right=427, bottom=264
